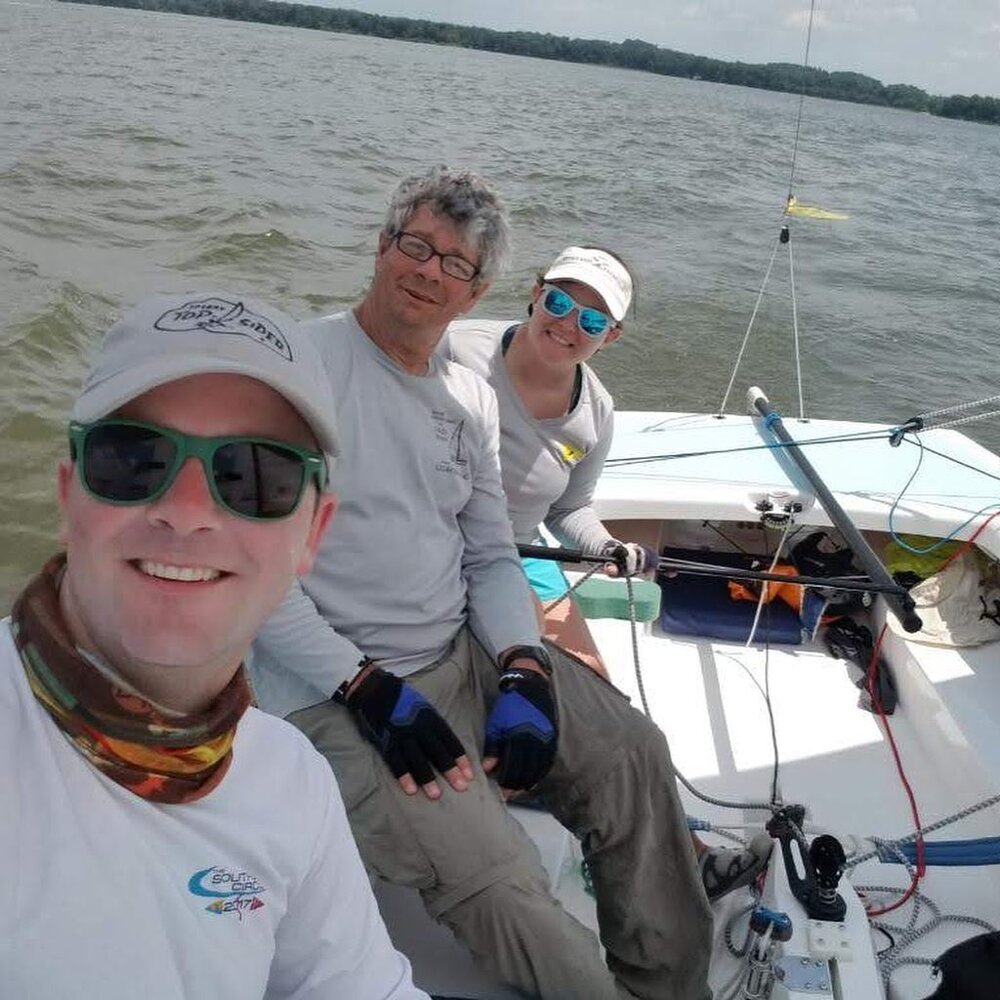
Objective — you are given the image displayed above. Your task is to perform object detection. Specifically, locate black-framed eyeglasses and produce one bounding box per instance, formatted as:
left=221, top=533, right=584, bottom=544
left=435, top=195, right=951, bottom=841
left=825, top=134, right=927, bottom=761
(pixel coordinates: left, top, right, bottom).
left=68, top=418, right=328, bottom=521
left=392, top=231, right=479, bottom=282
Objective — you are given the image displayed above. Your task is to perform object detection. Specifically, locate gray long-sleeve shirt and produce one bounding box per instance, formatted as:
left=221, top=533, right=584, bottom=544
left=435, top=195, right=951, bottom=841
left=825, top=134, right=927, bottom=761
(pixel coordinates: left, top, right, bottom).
left=445, top=319, right=616, bottom=554
left=250, top=311, right=540, bottom=718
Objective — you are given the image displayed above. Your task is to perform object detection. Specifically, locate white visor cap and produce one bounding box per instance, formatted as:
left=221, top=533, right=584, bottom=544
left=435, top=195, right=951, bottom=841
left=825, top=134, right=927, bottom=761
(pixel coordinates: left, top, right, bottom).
left=542, top=247, right=633, bottom=322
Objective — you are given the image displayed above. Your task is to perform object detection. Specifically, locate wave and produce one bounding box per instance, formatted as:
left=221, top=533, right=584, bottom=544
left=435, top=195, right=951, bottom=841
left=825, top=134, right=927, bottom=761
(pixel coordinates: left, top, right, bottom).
left=171, top=228, right=312, bottom=271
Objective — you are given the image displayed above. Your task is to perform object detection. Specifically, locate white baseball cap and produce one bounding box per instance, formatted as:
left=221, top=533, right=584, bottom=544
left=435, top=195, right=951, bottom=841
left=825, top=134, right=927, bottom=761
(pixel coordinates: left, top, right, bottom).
left=72, top=293, right=339, bottom=461
left=543, top=247, right=633, bottom=322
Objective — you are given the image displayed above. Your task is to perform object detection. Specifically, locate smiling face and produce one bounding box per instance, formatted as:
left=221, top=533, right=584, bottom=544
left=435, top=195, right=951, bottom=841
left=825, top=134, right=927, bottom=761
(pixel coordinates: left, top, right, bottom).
left=57, top=373, right=335, bottom=712
left=363, top=203, right=491, bottom=344
left=524, top=278, right=623, bottom=370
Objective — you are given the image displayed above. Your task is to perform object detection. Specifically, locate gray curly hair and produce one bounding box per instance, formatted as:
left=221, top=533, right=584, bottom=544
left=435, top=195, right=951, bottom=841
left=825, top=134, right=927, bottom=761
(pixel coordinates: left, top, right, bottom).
left=382, top=165, right=511, bottom=285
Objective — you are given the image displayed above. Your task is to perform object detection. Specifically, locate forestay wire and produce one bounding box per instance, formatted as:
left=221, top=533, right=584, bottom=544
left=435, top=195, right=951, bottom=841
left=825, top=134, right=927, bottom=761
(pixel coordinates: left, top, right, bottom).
left=717, top=0, right=818, bottom=419
left=717, top=230, right=783, bottom=415
left=785, top=0, right=817, bottom=204
left=908, top=394, right=1000, bottom=432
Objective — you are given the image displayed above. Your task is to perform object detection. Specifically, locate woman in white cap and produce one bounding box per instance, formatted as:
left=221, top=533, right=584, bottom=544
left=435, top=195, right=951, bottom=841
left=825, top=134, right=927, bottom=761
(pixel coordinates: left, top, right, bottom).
left=446, top=244, right=646, bottom=678
left=447, top=246, right=772, bottom=901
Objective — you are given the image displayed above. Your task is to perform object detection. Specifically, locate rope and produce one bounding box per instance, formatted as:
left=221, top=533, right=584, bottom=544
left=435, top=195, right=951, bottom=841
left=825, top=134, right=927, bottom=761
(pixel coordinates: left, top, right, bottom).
left=601, top=423, right=1000, bottom=493
left=788, top=235, right=805, bottom=419
left=543, top=533, right=1000, bottom=988
left=717, top=228, right=784, bottom=415
left=864, top=625, right=926, bottom=917
left=887, top=433, right=1000, bottom=555
left=724, top=902, right=758, bottom=959
left=745, top=519, right=792, bottom=647
left=541, top=561, right=601, bottom=615
left=555, top=549, right=1000, bottom=844
left=674, top=522, right=789, bottom=815
left=786, top=0, right=818, bottom=203
left=625, top=574, right=649, bottom=721
left=847, top=791, right=1000, bottom=869
left=899, top=434, right=1000, bottom=486
left=718, top=0, right=816, bottom=420
left=862, top=878, right=997, bottom=995
left=719, top=905, right=761, bottom=1000
left=603, top=426, right=893, bottom=468
left=929, top=407, right=1000, bottom=431
left=915, top=393, right=1000, bottom=425
left=543, top=546, right=779, bottom=815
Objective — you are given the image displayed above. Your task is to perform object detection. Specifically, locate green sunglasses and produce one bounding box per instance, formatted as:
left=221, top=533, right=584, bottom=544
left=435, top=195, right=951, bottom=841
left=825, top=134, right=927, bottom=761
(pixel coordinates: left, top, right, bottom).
left=69, top=418, right=328, bottom=521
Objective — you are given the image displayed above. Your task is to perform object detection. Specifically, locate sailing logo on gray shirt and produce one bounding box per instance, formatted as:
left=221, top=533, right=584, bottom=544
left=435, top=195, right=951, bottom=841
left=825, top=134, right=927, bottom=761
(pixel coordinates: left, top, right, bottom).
left=432, top=409, right=470, bottom=480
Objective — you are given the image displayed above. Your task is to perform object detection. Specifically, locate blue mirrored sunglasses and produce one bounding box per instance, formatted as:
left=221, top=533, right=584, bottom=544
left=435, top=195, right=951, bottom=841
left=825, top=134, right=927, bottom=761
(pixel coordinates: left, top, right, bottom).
left=539, top=284, right=614, bottom=338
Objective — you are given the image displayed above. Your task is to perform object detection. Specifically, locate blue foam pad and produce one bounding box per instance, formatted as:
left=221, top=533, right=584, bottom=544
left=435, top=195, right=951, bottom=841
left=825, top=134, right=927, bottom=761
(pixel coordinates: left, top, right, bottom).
left=658, top=548, right=803, bottom=644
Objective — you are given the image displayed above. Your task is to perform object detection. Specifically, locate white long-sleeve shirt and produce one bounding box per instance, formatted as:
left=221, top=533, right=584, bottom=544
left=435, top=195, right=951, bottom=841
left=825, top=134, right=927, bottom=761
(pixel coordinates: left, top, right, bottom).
left=251, top=310, right=539, bottom=718
left=0, top=619, right=427, bottom=1000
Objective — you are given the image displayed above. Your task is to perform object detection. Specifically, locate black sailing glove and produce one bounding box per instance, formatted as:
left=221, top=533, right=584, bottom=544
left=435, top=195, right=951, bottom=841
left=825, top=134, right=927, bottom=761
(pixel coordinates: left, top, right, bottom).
left=344, top=667, right=466, bottom=787
left=484, top=670, right=559, bottom=791
left=599, top=539, right=659, bottom=577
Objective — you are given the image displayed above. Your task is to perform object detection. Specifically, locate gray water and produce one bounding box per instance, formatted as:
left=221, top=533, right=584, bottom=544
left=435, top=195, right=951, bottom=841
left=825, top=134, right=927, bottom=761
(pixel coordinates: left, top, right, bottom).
left=2, top=0, right=1000, bottom=609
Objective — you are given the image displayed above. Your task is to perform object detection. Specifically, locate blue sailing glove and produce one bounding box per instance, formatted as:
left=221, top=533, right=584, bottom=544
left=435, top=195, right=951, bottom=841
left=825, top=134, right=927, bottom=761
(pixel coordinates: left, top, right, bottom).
left=484, top=670, right=559, bottom=791
left=344, top=667, right=466, bottom=787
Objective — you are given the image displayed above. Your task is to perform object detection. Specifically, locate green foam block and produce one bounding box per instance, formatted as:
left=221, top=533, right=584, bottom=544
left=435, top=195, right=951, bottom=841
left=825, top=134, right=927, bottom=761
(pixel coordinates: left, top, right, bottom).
left=571, top=577, right=662, bottom=623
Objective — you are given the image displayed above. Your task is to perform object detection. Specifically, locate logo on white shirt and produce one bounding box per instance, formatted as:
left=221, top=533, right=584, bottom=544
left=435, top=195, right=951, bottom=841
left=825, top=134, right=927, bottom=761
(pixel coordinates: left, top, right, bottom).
left=188, top=866, right=268, bottom=919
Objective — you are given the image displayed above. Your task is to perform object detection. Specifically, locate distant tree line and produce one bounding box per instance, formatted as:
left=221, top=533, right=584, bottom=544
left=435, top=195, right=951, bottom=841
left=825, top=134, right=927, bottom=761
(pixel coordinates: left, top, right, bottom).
left=57, top=0, right=1000, bottom=126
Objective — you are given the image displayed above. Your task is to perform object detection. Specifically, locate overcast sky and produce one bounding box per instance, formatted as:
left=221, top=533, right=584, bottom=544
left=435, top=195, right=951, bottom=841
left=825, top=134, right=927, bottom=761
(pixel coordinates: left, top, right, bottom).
left=321, top=1, right=1000, bottom=97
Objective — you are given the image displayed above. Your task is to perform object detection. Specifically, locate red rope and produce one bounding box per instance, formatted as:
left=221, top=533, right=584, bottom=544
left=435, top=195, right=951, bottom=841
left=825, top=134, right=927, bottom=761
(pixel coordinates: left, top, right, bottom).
left=864, top=623, right=926, bottom=917
left=938, top=508, right=1000, bottom=573
left=863, top=517, right=998, bottom=919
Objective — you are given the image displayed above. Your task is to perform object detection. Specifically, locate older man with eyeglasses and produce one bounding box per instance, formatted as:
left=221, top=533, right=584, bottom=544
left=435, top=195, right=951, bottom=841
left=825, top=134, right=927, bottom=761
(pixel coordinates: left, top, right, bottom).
left=250, top=167, right=713, bottom=1000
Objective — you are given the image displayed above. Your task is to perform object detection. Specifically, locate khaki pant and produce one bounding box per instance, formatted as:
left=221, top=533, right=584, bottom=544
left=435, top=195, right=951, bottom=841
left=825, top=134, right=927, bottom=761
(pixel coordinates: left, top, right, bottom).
left=289, top=629, right=712, bottom=1000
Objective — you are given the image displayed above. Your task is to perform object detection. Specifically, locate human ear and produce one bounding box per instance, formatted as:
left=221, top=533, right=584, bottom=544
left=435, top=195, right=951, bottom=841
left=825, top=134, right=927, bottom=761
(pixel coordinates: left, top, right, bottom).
left=296, top=493, right=337, bottom=575
left=603, top=325, right=624, bottom=347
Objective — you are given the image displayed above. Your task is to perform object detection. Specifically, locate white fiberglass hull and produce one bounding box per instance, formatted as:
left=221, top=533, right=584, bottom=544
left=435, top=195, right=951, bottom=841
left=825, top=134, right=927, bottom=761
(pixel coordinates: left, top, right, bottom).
left=377, top=412, right=1000, bottom=1000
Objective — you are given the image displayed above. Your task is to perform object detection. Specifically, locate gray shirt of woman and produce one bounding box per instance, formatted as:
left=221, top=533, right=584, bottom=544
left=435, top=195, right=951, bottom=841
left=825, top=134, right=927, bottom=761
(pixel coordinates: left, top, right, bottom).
left=445, top=318, right=615, bottom=555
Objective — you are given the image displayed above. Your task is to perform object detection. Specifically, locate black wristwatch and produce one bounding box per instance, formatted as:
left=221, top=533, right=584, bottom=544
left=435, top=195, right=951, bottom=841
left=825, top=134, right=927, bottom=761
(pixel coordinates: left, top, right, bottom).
left=498, top=644, right=553, bottom=676
left=332, top=657, right=376, bottom=704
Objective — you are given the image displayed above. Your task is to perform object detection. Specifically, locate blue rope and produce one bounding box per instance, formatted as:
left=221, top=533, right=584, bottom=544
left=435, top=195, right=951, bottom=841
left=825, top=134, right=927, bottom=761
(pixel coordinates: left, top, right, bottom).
left=876, top=837, right=1000, bottom=867
left=887, top=433, right=1000, bottom=554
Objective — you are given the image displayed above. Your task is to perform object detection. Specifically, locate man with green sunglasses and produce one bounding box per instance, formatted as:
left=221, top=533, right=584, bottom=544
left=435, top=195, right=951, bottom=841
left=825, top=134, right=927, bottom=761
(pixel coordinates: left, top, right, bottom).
left=1, top=293, right=428, bottom=999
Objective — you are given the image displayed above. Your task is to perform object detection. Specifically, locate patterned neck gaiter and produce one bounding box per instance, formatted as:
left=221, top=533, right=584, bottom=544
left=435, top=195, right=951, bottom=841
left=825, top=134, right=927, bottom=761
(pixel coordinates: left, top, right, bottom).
left=11, top=554, right=251, bottom=804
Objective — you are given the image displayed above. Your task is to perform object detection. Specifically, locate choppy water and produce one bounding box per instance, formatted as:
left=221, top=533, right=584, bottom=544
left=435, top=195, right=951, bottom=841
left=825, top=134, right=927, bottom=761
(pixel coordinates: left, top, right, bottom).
left=2, top=0, right=999, bottom=608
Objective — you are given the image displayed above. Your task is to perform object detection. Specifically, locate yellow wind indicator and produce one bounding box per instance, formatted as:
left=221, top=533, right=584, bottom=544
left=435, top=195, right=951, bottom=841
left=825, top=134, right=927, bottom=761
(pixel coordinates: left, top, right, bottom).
left=784, top=195, right=848, bottom=220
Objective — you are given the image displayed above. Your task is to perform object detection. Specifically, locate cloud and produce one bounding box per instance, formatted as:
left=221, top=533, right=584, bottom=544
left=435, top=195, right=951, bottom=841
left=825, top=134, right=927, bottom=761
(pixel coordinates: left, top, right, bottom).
left=807, top=3, right=918, bottom=27
left=784, top=9, right=831, bottom=30
left=880, top=5, right=919, bottom=23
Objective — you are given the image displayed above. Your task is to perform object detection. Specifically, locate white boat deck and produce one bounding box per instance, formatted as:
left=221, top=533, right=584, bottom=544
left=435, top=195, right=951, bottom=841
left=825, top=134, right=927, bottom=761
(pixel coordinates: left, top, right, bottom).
left=597, top=413, right=1000, bottom=556
left=595, top=610, right=1000, bottom=1000
left=378, top=412, right=1000, bottom=998
left=381, top=608, right=1000, bottom=999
